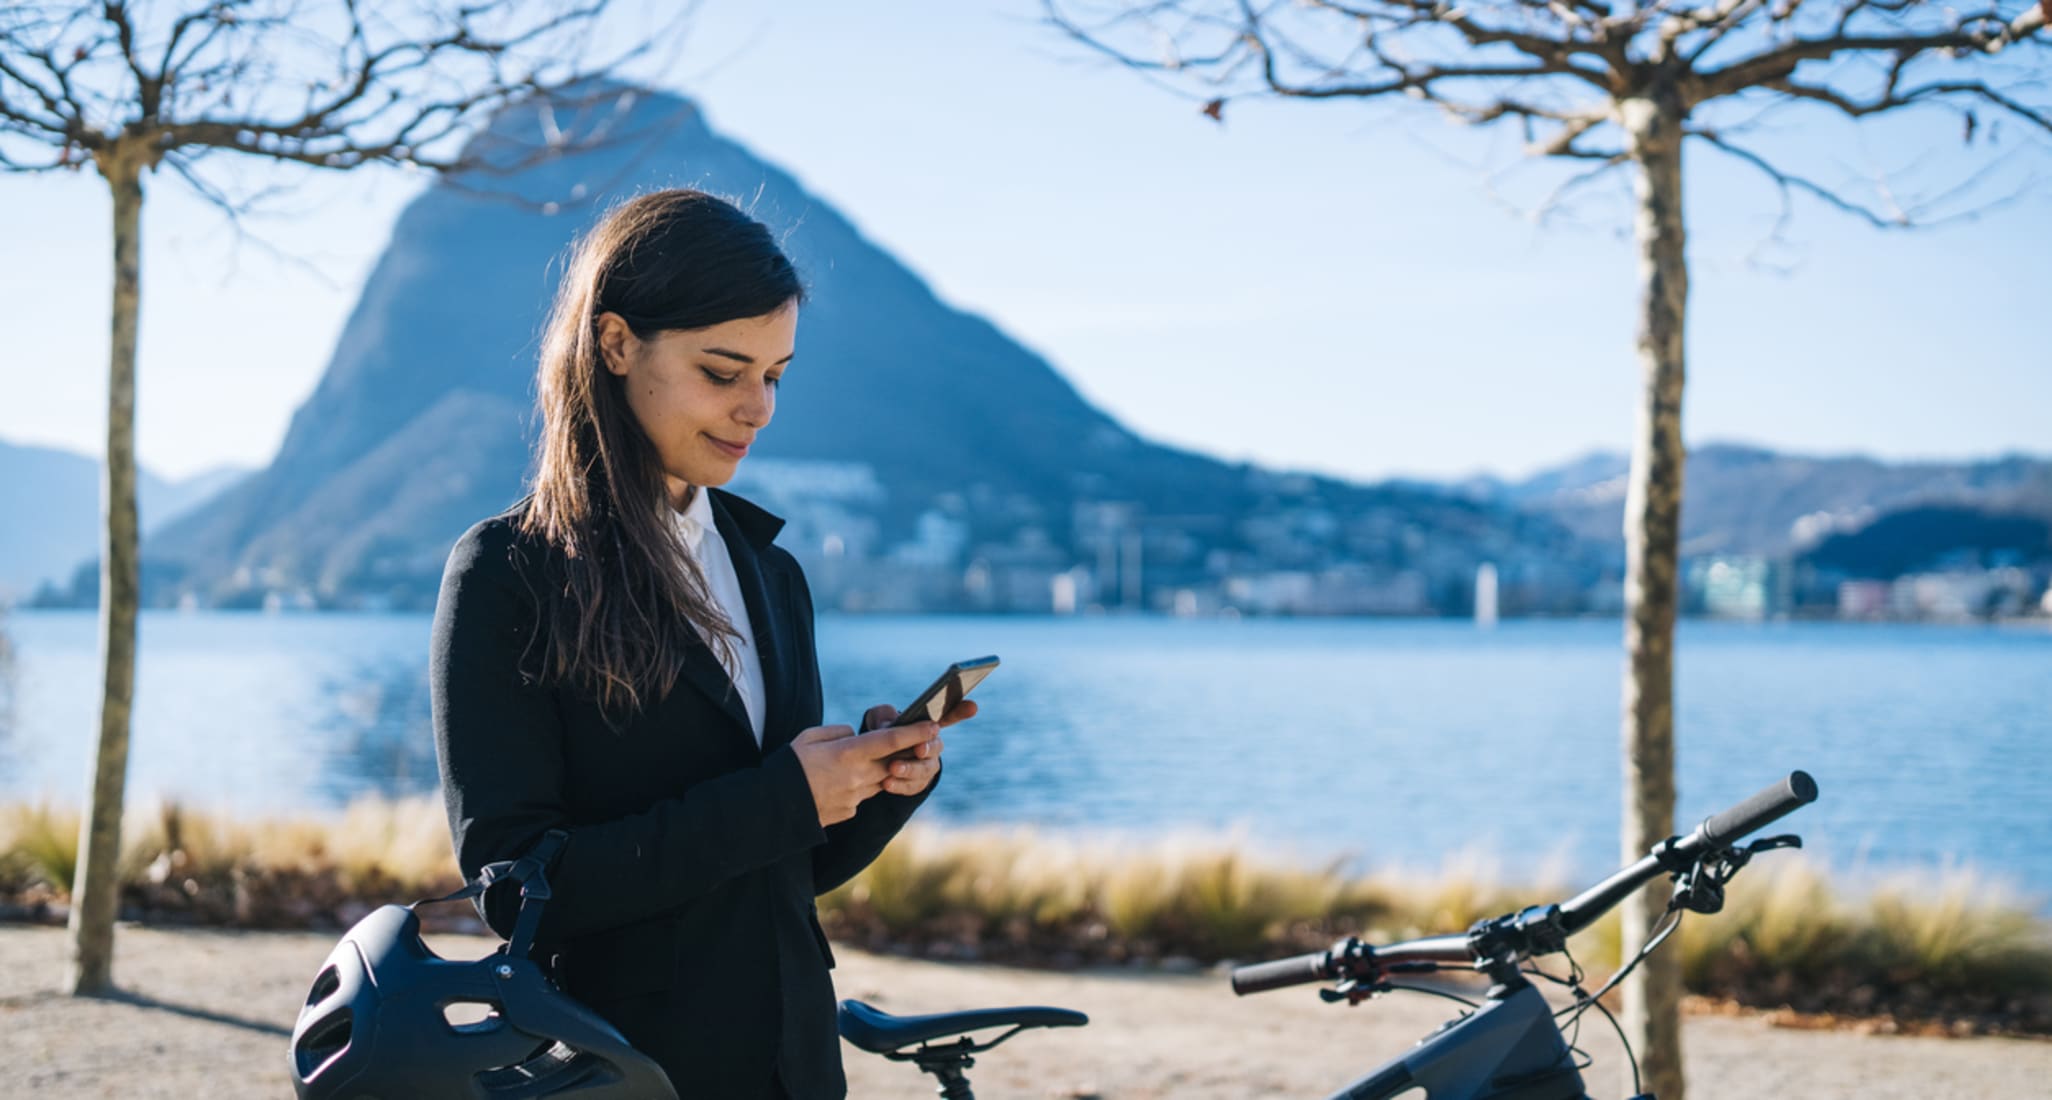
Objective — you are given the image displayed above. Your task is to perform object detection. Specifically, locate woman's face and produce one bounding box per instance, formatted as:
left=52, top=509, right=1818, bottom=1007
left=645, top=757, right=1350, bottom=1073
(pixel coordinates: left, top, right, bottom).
left=598, top=299, right=797, bottom=507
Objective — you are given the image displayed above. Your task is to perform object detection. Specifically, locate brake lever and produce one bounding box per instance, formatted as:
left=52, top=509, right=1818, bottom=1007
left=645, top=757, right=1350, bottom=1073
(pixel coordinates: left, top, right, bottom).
left=1672, top=833, right=1805, bottom=914
left=1319, top=977, right=1390, bottom=1006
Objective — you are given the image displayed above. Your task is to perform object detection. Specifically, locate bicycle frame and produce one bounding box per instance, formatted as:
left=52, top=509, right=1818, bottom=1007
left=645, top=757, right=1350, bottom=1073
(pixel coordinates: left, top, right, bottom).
left=1326, top=976, right=1586, bottom=1100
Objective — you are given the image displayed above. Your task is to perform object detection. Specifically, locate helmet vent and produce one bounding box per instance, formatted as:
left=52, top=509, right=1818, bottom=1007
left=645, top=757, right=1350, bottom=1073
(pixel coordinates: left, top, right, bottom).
left=476, top=1042, right=606, bottom=1091
left=294, top=1008, right=353, bottom=1076
left=443, top=999, right=506, bottom=1034
left=305, top=965, right=340, bottom=1007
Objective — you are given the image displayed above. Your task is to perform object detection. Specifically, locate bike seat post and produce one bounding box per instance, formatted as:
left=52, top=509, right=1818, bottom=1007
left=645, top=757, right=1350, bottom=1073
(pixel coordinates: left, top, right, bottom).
left=916, top=1053, right=976, bottom=1100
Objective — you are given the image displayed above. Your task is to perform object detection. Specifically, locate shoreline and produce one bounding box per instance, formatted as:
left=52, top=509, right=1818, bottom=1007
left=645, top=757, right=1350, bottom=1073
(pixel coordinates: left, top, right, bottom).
left=3, top=923, right=2048, bottom=1099
left=6, top=799, right=2049, bottom=1038
left=0, top=908, right=2037, bottom=1042
left=10, top=604, right=2052, bottom=626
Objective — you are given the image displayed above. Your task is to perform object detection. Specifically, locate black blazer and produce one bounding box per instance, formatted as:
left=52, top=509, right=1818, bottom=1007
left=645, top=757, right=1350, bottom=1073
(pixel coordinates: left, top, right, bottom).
left=431, top=489, right=933, bottom=1099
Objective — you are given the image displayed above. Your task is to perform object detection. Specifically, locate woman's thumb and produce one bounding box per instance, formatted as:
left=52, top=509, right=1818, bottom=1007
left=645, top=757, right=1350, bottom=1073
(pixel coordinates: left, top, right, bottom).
left=794, top=723, right=856, bottom=745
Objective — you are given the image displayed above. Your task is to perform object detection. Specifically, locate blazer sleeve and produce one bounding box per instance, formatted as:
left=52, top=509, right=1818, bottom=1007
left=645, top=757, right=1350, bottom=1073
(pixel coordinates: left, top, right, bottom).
left=812, top=753, right=941, bottom=896
left=432, top=518, right=827, bottom=944
left=781, top=556, right=941, bottom=896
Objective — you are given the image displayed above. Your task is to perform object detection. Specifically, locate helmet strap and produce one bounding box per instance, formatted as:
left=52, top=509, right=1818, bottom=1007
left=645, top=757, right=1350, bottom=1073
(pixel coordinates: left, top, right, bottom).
left=411, top=829, right=571, bottom=961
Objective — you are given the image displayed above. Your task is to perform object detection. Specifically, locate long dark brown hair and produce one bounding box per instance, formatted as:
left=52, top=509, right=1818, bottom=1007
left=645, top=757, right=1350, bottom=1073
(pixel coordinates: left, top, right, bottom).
left=515, top=188, right=803, bottom=719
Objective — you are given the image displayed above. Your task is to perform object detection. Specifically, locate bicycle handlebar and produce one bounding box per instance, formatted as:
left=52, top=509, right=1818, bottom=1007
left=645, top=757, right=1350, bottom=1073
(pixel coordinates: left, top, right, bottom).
left=1558, top=769, right=1817, bottom=935
left=1229, top=771, right=1818, bottom=997
left=1229, top=952, right=1330, bottom=995
left=1696, top=770, right=1817, bottom=849
left=1227, top=934, right=1474, bottom=996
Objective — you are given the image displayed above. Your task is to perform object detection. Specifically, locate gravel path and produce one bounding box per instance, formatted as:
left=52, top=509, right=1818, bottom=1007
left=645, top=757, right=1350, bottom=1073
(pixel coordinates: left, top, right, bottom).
left=3, top=923, right=2045, bottom=1098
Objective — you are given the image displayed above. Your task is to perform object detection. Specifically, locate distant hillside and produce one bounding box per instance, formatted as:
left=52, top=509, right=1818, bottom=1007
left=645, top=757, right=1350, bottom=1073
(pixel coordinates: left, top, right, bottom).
left=1506, top=444, right=2052, bottom=562
left=1802, top=506, right=2052, bottom=579
left=145, top=83, right=1563, bottom=611
left=0, top=439, right=248, bottom=602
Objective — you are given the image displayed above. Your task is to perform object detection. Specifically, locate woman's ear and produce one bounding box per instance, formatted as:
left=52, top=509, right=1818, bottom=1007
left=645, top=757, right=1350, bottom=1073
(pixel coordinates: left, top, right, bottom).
left=594, top=311, right=636, bottom=377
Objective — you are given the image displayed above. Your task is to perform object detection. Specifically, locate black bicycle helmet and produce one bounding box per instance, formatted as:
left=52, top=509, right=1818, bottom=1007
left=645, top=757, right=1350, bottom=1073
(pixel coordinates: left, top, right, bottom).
left=290, top=830, right=677, bottom=1099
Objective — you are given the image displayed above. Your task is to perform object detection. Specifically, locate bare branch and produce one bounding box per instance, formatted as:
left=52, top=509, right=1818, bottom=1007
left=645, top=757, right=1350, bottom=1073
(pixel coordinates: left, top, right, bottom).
left=0, top=47, right=77, bottom=133
left=155, top=148, right=342, bottom=286
left=158, top=2, right=244, bottom=88
left=1534, top=112, right=1610, bottom=154
left=1667, top=0, right=1774, bottom=65
left=1046, top=0, right=1624, bottom=126
left=1041, top=1, right=1248, bottom=81
left=1316, top=0, right=1626, bottom=88
left=104, top=2, right=156, bottom=118
left=1765, top=71, right=2052, bottom=134
left=1697, top=5, right=2048, bottom=101
left=0, top=140, right=71, bottom=171
left=1692, top=124, right=1907, bottom=226
left=1044, top=0, right=2050, bottom=254
left=1531, top=152, right=1632, bottom=222
left=1688, top=121, right=2039, bottom=234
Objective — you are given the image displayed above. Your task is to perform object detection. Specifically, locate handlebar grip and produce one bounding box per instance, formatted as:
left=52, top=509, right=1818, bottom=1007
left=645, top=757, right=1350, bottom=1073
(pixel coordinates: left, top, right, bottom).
left=1230, top=951, right=1331, bottom=996
left=1697, top=770, right=1818, bottom=848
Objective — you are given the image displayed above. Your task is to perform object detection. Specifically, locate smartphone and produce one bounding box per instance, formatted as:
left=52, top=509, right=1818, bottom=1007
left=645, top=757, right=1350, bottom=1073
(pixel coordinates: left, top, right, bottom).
left=891, top=656, right=1000, bottom=727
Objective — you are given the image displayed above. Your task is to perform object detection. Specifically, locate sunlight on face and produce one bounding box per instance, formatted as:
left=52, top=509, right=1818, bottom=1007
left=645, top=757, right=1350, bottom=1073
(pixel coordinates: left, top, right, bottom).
left=598, top=300, right=798, bottom=508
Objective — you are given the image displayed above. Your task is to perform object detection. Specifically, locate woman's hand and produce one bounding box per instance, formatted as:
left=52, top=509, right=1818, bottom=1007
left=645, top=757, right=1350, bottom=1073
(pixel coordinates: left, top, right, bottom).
left=859, top=700, right=976, bottom=797
left=790, top=720, right=941, bottom=826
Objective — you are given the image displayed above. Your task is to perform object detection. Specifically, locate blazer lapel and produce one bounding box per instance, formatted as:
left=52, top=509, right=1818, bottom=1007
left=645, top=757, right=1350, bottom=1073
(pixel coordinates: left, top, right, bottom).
left=675, top=628, right=753, bottom=743
left=711, top=493, right=792, bottom=754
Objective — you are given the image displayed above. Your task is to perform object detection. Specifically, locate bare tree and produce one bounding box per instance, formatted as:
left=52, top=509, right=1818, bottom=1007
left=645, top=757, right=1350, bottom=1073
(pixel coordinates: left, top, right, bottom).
left=0, top=601, right=15, bottom=736
left=0, top=0, right=689, bottom=996
left=1045, top=1, right=2046, bottom=1095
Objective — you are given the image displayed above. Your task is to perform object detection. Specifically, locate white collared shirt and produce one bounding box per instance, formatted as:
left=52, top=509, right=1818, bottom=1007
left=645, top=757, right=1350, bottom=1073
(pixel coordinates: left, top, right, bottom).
left=671, top=487, right=767, bottom=746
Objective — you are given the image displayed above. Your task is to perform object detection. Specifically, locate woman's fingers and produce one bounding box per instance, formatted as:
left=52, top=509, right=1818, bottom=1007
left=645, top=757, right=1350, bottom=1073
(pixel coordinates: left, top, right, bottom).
left=937, top=699, right=978, bottom=728
left=856, top=720, right=938, bottom=760
left=888, top=754, right=938, bottom=779
left=879, top=745, right=941, bottom=795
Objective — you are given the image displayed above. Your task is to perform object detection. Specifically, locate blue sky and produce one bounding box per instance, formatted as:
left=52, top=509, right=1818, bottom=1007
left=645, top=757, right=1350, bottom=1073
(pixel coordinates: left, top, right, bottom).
left=1, top=0, right=2045, bottom=483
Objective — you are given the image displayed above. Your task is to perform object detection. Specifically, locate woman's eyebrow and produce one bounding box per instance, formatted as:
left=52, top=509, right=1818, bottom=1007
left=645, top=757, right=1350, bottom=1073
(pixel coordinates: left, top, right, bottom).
left=703, top=346, right=796, bottom=365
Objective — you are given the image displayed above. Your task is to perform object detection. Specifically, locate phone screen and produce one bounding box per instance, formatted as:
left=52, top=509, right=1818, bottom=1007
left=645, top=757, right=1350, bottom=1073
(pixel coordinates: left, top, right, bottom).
left=894, top=656, right=999, bottom=726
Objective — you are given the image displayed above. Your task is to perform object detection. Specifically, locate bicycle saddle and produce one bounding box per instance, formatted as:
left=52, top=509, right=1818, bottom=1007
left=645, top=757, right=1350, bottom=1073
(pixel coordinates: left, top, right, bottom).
left=837, top=999, right=1089, bottom=1053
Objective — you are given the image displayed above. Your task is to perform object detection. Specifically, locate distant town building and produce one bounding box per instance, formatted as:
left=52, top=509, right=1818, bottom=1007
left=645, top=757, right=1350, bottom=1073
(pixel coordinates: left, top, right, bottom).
left=1836, top=580, right=1891, bottom=620
left=1475, top=562, right=1499, bottom=630
left=1686, top=556, right=1779, bottom=620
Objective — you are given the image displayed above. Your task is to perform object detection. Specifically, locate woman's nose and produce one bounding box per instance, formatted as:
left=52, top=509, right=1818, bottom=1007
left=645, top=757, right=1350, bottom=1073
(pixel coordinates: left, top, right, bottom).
left=738, top=381, right=773, bottom=427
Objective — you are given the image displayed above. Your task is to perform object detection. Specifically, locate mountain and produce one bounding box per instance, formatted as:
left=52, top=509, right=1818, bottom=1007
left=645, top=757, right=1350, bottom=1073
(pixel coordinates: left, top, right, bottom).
left=151, top=464, right=249, bottom=524
left=145, top=84, right=1565, bottom=612
left=0, top=439, right=251, bottom=602
left=1508, top=443, right=2052, bottom=562
left=1802, top=505, right=2052, bottom=578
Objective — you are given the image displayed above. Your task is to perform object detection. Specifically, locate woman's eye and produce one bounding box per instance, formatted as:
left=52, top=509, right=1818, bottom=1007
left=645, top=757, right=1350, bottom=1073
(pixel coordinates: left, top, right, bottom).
left=700, top=367, right=739, bottom=386
left=766, top=375, right=783, bottom=389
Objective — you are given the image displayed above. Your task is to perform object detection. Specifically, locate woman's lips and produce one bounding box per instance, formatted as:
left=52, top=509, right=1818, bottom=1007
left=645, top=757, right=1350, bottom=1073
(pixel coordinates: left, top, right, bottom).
left=705, top=434, right=749, bottom=459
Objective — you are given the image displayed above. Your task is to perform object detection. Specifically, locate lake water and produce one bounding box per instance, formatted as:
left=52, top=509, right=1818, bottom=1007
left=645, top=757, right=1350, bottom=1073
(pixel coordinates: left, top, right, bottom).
left=2, top=611, right=2047, bottom=901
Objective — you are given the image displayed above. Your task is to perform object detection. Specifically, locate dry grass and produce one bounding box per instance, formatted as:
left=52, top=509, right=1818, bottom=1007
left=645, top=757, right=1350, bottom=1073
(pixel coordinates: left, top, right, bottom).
left=816, top=825, right=2050, bottom=1031
left=824, top=826, right=1403, bottom=961
left=0, top=801, right=82, bottom=894
left=3, top=798, right=2047, bottom=1031
left=1863, top=867, right=2052, bottom=994
left=0, top=795, right=463, bottom=927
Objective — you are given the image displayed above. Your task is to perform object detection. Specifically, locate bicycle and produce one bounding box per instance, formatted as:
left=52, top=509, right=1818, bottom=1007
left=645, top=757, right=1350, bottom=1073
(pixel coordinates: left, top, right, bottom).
left=838, top=770, right=1818, bottom=1099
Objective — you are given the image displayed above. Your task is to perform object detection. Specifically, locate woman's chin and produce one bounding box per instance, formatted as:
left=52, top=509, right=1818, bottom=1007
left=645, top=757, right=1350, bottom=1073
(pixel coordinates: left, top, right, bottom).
left=673, top=464, right=738, bottom=489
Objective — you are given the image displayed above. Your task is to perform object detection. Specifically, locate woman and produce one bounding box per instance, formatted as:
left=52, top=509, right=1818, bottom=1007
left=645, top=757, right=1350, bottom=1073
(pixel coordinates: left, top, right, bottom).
left=431, top=188, right=971, bottom=1099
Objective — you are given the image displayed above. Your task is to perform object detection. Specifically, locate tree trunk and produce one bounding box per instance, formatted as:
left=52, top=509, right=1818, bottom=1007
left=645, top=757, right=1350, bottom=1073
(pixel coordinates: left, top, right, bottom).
left=1618, top=88, right=1689, bottom=1100
left=0, top=605, right=15, bottom=731
left=68, top=142, right=148, bottom=996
